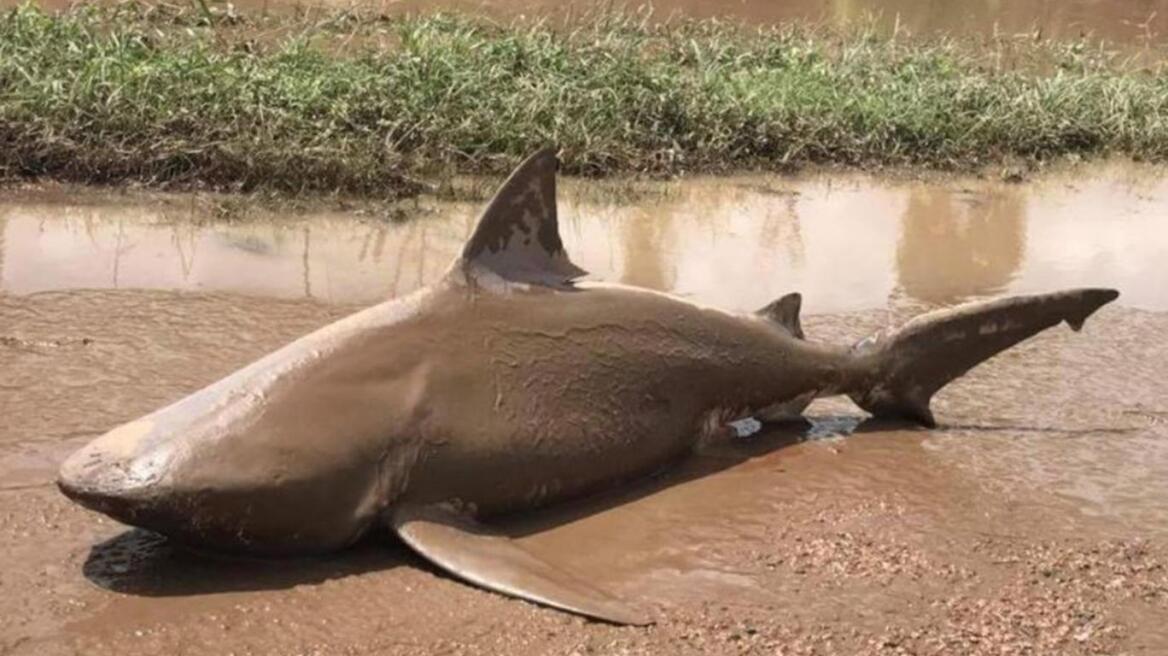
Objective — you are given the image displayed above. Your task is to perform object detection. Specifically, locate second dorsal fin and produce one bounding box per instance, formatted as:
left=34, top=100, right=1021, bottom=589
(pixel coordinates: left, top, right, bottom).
left=757, top=292, right=805, bottom=339
left=453, top=148, right=587, bottom=289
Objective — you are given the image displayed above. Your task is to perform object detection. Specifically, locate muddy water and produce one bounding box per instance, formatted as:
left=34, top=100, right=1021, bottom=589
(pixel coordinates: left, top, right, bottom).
left=16, top=0, right=1168, bottom=47
left=1, top=165, right=1167, bottom=654
left=362, top=0, right=1168, bottom=47
left=5, top=163, right=1166, bottom=311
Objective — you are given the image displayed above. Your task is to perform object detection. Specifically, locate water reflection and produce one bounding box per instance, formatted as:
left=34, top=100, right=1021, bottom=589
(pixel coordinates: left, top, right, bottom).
left=896, top=186, right=1026, bottom=304
left=11, top=0, right=1168, bottom=48
left=244, top=0, right=1168, bottom=47
left=1, top=163, right=1165, bottom=312
left=821, top=0, right=1167, bottom=45
left=618, top=205, right=676, bottom=291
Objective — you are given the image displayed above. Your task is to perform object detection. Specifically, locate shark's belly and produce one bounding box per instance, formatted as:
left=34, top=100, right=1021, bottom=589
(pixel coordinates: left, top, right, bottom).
left=404, top=402, right=701, bottom=516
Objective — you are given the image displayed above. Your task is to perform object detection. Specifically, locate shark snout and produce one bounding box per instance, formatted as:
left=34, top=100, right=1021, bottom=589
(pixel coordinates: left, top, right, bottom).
left=58, top=449, right=139, bottom=521
left=57, top=471, right=139, bottom=521
left=57, top=420, right=168, bottom=523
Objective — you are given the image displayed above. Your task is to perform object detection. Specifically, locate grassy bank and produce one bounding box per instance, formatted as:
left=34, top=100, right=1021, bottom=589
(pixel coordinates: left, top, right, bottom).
left=1, top=4, right=1167, bottom=196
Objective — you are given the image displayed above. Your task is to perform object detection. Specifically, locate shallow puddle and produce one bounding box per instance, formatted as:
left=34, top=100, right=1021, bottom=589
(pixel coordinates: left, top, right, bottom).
left=373, top=0, right=1168, bottom=47
left=1, top=164, right=1166, bottom=654
left=4, top=162, right=1166, bottom=312
left=22, top=0, right=1168, bottom=48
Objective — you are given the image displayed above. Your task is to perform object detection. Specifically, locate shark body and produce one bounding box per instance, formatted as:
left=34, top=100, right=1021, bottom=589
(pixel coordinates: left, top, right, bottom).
left=59, top=150, right=1119, bottom=624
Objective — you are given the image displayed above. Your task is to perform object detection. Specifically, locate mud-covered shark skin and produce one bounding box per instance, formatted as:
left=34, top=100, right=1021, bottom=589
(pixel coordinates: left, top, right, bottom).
left=57, top=149, right=1119, bottom=625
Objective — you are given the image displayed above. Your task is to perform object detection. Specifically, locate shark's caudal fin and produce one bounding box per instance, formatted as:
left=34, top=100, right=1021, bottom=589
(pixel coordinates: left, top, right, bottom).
left=848, top=288, right=1119, bottom=427
left=451, top=148, right=587, bottom=289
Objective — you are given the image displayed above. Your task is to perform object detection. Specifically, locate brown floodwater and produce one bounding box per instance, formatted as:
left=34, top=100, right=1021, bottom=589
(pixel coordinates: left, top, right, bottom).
left=366, top=0, right=1168, bottom=47
left=17, top=0, right=1168, bottom=48
left=1, top=164, right=1166, bottom=654
left=5, top=162, right=1166, bottom=311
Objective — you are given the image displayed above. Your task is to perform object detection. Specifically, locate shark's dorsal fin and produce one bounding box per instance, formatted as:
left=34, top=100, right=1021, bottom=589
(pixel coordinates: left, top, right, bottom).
left=454, top=148, right=587, bottom=289
left=756, top=292, right=804, bottom=339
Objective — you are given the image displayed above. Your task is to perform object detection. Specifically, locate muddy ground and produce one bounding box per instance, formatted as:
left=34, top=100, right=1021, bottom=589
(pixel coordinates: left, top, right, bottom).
left=1, top=169, right=1167, bottom=654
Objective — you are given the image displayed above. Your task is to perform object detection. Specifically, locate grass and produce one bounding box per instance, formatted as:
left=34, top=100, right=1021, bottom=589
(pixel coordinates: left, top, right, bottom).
left=1, top=3, right=1167, bottom=196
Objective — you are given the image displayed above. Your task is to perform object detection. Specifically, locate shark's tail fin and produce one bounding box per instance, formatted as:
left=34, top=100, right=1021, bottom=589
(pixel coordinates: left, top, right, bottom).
left=847, top=288, right=1119, bottom=427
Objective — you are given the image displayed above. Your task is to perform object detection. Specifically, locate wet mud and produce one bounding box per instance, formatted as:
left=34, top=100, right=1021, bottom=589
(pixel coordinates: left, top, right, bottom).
left=1, top=165, right=1167, bottom=654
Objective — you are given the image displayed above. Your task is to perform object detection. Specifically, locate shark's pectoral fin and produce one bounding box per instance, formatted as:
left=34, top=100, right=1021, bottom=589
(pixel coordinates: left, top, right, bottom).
left=389, top=503, right=651, bottom=626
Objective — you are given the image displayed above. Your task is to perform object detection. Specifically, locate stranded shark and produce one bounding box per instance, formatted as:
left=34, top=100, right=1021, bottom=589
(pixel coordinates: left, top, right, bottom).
left=58, top=149, right=1119, bottom=625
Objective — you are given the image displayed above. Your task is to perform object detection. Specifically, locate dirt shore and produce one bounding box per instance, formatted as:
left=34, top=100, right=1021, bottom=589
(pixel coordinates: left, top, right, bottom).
left=1, top=286, right=1164, bottom=655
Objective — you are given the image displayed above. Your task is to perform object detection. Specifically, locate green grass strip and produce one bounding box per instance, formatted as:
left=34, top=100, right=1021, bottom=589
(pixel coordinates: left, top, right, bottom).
left=1, top=4, right=1166, bottom=195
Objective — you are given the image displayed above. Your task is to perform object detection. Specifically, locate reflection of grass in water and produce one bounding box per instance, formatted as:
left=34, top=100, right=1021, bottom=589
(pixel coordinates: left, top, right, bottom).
left=1, top=4, right=1167, bottom=197
left=563, top=178, right=682, bottom=206
left=433, top=174, right=682, bottom=205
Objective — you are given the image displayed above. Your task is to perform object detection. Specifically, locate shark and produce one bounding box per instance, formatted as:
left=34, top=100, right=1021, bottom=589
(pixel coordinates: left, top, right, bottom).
left=58, top=149, right=1119, bottom=625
